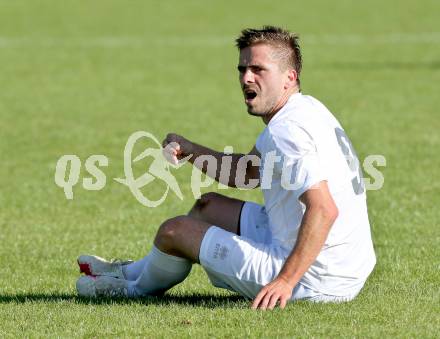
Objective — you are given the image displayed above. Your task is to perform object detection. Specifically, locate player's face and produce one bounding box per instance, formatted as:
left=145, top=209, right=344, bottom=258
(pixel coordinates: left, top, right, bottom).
left=238, top=44, right=292, bottom=118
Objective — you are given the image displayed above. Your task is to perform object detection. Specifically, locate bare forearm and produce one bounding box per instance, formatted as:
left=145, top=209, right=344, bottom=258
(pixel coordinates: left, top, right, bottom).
left=188, top=141, right=258, bottom=188
left=252, top=182, right=338, bottom=310
left=277, top=206, right=336, bottom=287
left=162, top=133, right=260, bottom=188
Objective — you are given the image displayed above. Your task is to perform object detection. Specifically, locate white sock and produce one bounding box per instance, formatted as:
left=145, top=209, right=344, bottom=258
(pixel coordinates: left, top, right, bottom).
left=127, top=246, right=192, bottom=297
left=122, top=255, right=149, bottom=281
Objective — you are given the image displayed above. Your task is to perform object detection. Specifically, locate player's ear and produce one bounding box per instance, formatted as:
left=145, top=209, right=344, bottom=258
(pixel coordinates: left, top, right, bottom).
left=288, top=69, right=297, bottom=84
left=284, top=69, right=297, bottom=89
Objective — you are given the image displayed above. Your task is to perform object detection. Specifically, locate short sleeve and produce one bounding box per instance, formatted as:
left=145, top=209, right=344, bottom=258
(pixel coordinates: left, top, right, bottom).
left=270, top=122, right=327, bottom=199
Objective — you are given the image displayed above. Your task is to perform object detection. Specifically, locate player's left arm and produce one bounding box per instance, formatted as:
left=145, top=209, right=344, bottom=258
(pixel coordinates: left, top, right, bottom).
left=252, top=180, right=338, bottom=310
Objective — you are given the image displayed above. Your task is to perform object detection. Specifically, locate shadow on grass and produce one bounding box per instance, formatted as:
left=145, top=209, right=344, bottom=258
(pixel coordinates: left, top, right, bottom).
left=0, top=293, right=247, bottom=308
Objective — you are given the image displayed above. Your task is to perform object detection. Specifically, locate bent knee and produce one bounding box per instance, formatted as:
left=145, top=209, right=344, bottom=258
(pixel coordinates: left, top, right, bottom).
left=155, top=216, right=190, bottom=248
left=200, top=192, right=223, bottom=202
left=192, top=192, right=223, bottom=212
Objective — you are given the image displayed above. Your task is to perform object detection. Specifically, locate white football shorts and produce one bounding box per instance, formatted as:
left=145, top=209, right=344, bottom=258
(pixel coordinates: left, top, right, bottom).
left=199, top=201, right=360, bottom=303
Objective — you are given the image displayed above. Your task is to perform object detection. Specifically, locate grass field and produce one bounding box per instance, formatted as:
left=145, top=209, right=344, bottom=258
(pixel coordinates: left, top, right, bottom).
left=1, top=0, right=440, bottom=337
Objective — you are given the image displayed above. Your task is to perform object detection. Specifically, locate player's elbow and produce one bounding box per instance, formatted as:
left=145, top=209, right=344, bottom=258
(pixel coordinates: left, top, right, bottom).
left=322, top=202, right=339, bottom=225
left=310, top=201, right=338, bottom=228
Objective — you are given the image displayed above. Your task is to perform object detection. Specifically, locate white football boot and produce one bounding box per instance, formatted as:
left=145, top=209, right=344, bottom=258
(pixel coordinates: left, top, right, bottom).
left=77, top=255, right=133, bottom=279
left=76, top=275, right=130, bottom=298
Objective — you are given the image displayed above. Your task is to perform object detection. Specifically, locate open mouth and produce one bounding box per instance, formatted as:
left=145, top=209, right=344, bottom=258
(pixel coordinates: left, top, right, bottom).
left=244, top=89, right=257, bottom=103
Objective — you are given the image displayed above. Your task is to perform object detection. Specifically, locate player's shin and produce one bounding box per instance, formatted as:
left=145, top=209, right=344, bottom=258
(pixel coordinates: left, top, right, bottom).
left=127, top=246, right=192, bottom=297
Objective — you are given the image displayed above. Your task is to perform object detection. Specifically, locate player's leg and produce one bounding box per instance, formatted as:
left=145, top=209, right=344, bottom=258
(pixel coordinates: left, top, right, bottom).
left=120, top=192, right=244, bottom=280
left=77, top=192, right=244, bottom=282
left=128, top=204, right=274, bottom=298
left=130, top=201, right=279, bottom=299
left=77, top=193, right=248, bottom=297
left=77, top=215, right=211, bottom=298
left=187, top=192, right=245, bottom=235
left=153, top=215, right=212, bottom=261
left=76, top=202, right=278, bottom=299
left=125, top=215, right=211, bottom=297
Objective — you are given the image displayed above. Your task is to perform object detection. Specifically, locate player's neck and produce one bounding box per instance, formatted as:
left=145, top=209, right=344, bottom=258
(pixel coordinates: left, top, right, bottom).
left=262, top=88, right=299, bottom=125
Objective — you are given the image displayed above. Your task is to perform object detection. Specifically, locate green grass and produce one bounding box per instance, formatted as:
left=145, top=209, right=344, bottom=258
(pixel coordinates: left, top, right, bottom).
left=1, top=0, right=440, bottom=337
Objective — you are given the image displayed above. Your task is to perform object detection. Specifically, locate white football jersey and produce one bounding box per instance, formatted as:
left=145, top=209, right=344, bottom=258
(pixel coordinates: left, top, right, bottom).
left=255, top=92, right=376, bottom=296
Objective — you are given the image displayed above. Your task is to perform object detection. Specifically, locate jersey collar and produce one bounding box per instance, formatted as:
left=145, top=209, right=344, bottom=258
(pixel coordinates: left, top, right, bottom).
left=267, top=92, right=302, bottom=127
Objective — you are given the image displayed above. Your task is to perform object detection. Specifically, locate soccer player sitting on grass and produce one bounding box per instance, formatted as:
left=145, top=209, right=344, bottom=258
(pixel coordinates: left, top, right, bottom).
left=76, top=26, right=376, bottom=310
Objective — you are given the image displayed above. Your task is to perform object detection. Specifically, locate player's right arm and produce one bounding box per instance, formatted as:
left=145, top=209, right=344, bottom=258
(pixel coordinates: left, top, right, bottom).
left=162, top=133, right=260, bottom=188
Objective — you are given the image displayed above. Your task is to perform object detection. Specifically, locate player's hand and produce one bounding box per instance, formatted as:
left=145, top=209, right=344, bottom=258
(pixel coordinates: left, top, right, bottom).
left=251, top=276, right=294, bottom=310
left=162, top=133, right=193, bottom=165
